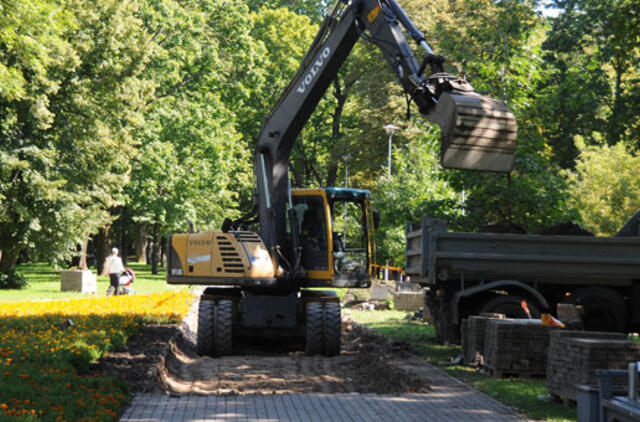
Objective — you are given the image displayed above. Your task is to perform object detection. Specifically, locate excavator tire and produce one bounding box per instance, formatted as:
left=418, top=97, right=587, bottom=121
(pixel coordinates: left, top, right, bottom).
left=305, top=302, right=323, bottom=355
left=214, top=300, right=233, bottom=356
left=197, top=299, right=216, bottom=357
left=430, top=92, right=517, bottom=173
left=322, top=302, right=341, bottom=356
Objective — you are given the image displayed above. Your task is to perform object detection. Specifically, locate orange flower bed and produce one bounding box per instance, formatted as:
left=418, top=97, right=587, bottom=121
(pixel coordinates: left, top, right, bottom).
left=0, top=292, right=193, bottom=421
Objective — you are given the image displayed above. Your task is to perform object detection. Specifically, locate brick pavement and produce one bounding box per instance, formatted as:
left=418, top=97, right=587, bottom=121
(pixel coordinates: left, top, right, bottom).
left=121, top=387, right=527, bottom=421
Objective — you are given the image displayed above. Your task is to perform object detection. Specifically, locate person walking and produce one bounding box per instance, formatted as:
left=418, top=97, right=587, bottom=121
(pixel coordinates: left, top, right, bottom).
left=102, top=248, right=124, bottom=295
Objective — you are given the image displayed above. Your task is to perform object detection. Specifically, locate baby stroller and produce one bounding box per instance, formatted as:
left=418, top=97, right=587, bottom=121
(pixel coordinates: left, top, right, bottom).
left=106, top=268, right=136, bottom=296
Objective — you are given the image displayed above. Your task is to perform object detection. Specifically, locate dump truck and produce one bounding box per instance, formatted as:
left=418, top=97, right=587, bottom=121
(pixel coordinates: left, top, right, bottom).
left=405, top=213, right=640, bottom=343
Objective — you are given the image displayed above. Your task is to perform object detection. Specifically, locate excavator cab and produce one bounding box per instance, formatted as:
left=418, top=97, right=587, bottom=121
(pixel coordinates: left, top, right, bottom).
left=289, top=188, right=375, bottom=288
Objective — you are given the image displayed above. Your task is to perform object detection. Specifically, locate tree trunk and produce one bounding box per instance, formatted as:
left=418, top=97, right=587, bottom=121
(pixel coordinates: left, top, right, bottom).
left=151, top=223, right=160, bottom=275
left=135, top=224, right=148, bottom=264
left=0, top=248, right=19, bottom=273
left=325, top=77, right=351, bottom=187
left=79, top=239, right=89, bottom=270
left=119, top=206, right=128, bottom=266
left=326, top=164, right=338, bottom=188
left=95, top=225, right=111, bottom=275
left=160, top=236, right=166, bottom=268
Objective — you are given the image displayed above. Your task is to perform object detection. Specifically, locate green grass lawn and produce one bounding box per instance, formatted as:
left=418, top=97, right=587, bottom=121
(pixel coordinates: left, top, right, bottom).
left=0, top=262, right=187, bottom=302
left=348, top=309, right=577, bottom=422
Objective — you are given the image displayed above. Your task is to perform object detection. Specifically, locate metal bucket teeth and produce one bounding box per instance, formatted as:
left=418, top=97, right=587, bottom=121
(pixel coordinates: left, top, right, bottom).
left=428, top=92, right=517, bottom=173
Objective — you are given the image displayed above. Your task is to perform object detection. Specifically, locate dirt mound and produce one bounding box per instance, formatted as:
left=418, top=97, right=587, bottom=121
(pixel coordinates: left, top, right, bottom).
left=478, top=222, right=527, bottom=234
left=90, top=324, right=177, bottom=393
left=536, top=222, right=595, bottom=236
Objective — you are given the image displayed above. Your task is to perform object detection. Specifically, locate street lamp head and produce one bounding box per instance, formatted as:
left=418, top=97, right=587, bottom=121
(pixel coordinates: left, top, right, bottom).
left=342, top=153, right=352, bottom=161
left=383, top=124, right=400, bottom=136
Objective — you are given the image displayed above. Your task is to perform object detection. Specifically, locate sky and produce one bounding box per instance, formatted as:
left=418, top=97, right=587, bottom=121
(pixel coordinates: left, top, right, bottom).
left=537, top=1, right=563, bottom=17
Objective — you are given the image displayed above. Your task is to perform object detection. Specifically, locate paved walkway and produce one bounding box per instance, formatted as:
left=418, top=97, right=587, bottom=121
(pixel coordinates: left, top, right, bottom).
left=121, top=387, right=526, bottom=421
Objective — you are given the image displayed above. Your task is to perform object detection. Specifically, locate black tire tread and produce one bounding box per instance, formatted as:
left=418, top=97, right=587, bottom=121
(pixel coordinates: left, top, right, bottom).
left=305, top=302, right=323, bottom=355
left=214, top=300, right=233, bottom=356
left=197, top=299, right=216, bottom=356
left=322, top=302, right=341, bottom=356
left=571, top=287, right=627, bottom=332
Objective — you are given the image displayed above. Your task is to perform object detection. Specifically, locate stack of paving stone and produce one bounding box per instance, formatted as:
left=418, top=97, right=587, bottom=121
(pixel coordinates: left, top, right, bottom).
left=462, top=313, right=506, bottom=366
left=392, top=290, right=424, bottom=311
left=484, top=319, right=558, bottom=377
left=546, top=330, right=637, bottom=402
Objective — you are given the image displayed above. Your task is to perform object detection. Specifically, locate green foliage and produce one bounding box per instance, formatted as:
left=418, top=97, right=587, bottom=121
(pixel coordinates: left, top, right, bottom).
left=566, top=141, right=640, bottom=236
left=541, top=0, right=640, bottom=163
left=109, top=330, right=128, bottom=352
left=65, top=340, right=102, bottom=374
left=0, top=0, right=638, bottom=276
left=0, top=0, right=149, bottom=270
left=0, top=268, right=27, bottom=290
left=372, top=123, right=460, bottom=264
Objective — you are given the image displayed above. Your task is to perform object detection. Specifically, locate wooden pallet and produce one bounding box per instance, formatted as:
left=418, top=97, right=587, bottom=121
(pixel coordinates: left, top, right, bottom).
left=484, top=367, right=546, bottom=380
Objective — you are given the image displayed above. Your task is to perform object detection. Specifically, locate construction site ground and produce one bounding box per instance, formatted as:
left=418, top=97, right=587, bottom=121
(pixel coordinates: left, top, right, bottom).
left=112, top=304, right=528, bottom=421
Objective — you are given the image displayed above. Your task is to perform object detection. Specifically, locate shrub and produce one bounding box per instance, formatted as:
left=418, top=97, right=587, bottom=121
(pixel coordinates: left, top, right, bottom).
left=110, top=330, right=128, bottom=352
left=66, top=341, right=101, bottom=374
left=0, top=269, right=27, bottom=289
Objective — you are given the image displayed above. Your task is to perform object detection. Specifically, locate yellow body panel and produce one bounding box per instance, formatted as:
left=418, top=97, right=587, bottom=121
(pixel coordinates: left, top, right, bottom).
left=169, top=231, right=275, bottom=279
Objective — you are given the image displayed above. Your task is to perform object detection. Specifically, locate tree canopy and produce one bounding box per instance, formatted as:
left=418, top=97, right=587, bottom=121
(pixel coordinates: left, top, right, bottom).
left=1, top=0, right=638, bottom=277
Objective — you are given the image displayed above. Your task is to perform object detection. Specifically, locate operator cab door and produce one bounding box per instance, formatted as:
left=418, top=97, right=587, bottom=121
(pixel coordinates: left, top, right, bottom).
left=289, top=191, right=331, bottom=281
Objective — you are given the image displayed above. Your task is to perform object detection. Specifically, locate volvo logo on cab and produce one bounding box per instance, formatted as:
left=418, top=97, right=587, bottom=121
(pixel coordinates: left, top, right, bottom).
left=296, top=47, right=331, bottom=94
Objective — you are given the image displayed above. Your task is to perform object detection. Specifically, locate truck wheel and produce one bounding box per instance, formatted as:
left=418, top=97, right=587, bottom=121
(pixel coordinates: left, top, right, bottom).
left=570, top=287, right=628, bottom=332
left=214, top=300, right=233, bottom=356
left=197, top=299, right=216, bottom=356
left=322, top=302, right=341, bottom=356
left=479, top=295, right=540, bottom=318
left=305, top=302, right=323, bottom=355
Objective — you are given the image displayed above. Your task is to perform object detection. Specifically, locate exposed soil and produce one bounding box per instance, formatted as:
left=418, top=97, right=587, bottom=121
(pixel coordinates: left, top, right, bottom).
left=90, top=324, right=177, bottom=393
left=94, top=315, right=432, bottom=396
left=157, top=321, right=430, bottom=396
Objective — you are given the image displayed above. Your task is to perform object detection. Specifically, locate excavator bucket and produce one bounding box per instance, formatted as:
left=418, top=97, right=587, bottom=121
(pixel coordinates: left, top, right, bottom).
left=429, top=92, right=517, bottom=173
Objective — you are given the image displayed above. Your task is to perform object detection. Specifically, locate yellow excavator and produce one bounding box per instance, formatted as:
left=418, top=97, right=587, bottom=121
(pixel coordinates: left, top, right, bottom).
left=166, top=0, right=517, bottom=357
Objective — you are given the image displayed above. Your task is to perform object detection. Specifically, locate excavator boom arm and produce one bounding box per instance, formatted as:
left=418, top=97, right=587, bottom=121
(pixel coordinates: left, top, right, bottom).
left=252, top=0, right=517, bottom=270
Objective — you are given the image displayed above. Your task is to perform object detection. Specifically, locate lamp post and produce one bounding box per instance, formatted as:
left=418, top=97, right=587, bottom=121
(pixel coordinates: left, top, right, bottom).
left=383, top=124, right=400, bottom=176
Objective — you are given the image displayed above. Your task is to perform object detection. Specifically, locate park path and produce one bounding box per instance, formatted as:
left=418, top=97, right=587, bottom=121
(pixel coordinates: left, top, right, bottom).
left=120, top=357, right=528, bottom=422
left=120, top=298, right=528, bottom=421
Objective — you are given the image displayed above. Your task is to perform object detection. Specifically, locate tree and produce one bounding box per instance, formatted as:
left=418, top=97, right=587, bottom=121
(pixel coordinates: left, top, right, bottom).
left=372, top=123, right=460, bottom=264
left=126, top=0, right=258, bottom=272
left=541, top=0, right=640, bottom=164
left=566, top=140, right=640, bottom=236
left=0, top=0, right=146, bottom=276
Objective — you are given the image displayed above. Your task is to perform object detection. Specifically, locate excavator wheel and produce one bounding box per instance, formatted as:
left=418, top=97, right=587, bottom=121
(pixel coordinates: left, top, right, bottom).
left=214, top=300, right=233, bottom=356
left=429, top=92, right=517, bottom=173
left=197, top=299, right=216, bottom=357
left=322, top=302, right=341, bottom=356
left=197, top=299, right=233, bottom=357
left=305, top=302, right=324, bottom=355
